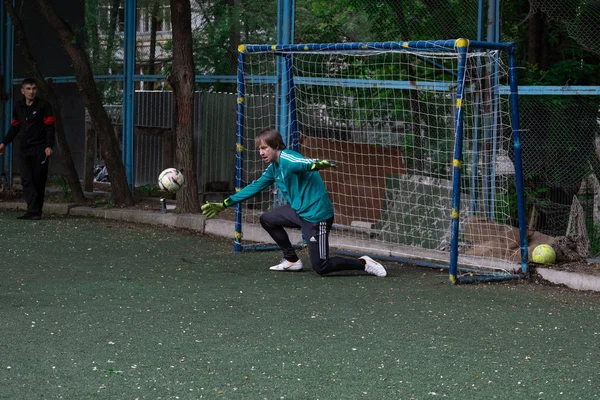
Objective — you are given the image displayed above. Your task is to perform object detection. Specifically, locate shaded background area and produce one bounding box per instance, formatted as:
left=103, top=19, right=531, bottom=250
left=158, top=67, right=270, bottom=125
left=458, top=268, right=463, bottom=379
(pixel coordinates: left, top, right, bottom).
left=0, top=213, right=598, bottom=399
left=10, top=0, right=86, bottom=175
left=2, top=0, right=600, bottom=259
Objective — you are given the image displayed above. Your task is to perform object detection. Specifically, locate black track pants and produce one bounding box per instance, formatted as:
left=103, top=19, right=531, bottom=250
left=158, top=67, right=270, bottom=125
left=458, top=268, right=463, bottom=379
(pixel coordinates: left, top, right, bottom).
left=19, top=147, right=49, bottom=215
left=259, top=204, right=365, bottom=274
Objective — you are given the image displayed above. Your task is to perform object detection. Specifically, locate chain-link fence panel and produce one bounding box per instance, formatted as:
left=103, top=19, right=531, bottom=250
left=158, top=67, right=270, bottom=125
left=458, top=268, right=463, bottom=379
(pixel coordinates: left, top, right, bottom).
left=519, top=95, right=600, bottom=253
left=500, top=0, right=600, bottom=255
left=526, top=0, right=600, bottom=56
left=294, top=0, right=480, bottom=43
left=501, top=0, right=600, bottom=87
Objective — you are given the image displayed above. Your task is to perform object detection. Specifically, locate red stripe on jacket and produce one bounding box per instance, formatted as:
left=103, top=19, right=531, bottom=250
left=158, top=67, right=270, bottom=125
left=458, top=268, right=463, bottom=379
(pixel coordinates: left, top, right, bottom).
left=11, top=119, right=20, bottom=127
left=44, top=116, right=55, bottom=125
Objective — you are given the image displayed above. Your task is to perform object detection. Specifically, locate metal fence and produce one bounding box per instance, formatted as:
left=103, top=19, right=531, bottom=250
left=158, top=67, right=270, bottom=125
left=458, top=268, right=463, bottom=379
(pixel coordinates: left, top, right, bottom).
left=98, top=89, right=598, bottom=254
left=88, top=91, right=237, bottom=199
left=6, top=0, right=599, bottom=255
left=518, top=94, right=600, bottom=243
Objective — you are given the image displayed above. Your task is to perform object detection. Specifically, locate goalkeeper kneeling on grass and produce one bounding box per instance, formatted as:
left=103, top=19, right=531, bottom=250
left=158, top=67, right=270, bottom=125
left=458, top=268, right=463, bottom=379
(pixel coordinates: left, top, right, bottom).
left=202, top=128, right=387, bottom=277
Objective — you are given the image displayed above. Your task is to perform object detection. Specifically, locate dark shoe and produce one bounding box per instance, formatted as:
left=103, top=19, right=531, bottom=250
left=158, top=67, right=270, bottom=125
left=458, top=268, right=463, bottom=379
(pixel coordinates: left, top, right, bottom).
left=17, top=213, right=42, bottom=220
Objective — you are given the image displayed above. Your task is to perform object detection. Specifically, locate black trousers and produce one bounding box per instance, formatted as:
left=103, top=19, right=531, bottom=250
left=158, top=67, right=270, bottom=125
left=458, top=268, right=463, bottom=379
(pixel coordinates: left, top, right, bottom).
left=259, top=204, right=365, bottom=275
left=19, top=147, right=49, bottom=215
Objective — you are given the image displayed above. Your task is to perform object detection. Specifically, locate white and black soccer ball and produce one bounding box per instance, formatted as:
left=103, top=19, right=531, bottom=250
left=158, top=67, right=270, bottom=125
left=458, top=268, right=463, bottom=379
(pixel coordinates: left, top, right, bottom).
left=158, top=168, right=184, bottom=193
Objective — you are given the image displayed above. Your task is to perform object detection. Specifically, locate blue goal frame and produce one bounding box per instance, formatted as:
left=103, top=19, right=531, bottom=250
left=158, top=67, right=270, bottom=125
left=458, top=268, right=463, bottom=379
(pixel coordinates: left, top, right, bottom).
left=235, top=39, right=528, bottom=284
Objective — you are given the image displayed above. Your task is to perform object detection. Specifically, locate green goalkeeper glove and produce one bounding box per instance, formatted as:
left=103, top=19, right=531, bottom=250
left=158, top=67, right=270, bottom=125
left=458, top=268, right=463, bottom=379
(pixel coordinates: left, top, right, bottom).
left=201, top=201, right=227, bottom=218
left=311, top=159, right=338, bottom=171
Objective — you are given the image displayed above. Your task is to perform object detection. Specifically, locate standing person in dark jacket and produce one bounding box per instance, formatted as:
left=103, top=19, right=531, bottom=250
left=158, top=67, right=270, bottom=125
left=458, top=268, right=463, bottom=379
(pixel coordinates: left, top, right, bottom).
left=0, top=78, right=55, bottom=220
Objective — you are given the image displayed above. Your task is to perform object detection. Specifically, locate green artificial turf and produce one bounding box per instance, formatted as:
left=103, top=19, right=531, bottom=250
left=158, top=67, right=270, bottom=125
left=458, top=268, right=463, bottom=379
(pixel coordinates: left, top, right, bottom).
left=0, top=212, right=599, bottom=399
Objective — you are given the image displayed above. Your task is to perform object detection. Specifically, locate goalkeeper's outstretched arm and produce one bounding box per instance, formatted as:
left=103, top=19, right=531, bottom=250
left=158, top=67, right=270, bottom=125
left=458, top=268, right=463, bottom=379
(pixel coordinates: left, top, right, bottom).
left=202, top=166, right=276, bottom=218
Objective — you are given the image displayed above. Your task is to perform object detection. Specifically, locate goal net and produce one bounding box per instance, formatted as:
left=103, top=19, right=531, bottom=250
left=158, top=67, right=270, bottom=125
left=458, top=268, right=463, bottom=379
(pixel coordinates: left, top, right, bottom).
left=235, top=40, right=528, bottom=282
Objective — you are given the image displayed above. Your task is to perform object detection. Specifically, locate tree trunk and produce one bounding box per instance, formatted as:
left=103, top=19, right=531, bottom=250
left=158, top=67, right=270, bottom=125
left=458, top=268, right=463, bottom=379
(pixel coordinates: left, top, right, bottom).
left=148, top=2, right=159, bottom=91
left=105, top=0, right=121, bottom=73
left=226, top=0, right=241, bottom=76
left=5, top=0, right=86, bottom=204
left=37, top=0, right=134, bottom=206
left=168, top=0, right=201, bottom=213
left=526, top=9, right=551, bottom=69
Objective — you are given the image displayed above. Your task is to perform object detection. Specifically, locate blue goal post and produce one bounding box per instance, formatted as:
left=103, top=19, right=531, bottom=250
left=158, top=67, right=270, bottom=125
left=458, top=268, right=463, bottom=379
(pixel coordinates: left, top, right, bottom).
left=235, top=39, right=528, bottom=284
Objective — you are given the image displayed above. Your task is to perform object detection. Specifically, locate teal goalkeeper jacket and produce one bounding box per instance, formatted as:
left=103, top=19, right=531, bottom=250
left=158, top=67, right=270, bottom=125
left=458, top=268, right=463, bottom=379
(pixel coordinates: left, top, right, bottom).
left=225, top=149, right=335, bottom=223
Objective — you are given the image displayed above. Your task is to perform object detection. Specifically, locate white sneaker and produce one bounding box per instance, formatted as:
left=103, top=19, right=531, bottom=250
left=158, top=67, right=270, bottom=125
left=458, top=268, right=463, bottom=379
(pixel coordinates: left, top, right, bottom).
left=360, top=256, right=387, bottom=277
left=269, top=259, right=303, bottom=271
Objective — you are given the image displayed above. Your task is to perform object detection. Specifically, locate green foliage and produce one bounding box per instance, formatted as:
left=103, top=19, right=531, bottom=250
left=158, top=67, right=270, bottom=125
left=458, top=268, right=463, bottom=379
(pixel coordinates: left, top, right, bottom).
left=521, top=60, right=600, bottom=86
left=519, top=95, right=599, bottom=191
left=81, top=0, right=600, bottom=92
left=525, top=186, right=550, bottom=206
left=84, top=0, right=125, bottom=103
left=501, top=0, right=600, bottom=86
left=492, top=183, right=550, bottom=228
left=297, top=0, right=479, bottom=42
left=295, top=0, right=372, bottom=42
left=502, top=0, right=600, bottom=237
left=84, top=0, right=124, bottom=74
left=188, top=0, right=277, bottom=90
left=53, top=176, right=73, bottom=202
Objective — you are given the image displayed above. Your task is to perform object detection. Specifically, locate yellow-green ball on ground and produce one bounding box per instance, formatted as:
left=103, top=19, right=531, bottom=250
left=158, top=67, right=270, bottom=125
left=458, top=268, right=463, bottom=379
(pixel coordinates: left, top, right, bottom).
left=532, top=244, right=556, bottom=264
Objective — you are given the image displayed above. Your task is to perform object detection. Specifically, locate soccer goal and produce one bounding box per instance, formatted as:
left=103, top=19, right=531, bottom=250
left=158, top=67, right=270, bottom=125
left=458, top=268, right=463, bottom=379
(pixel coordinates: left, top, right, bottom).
left=235, top=39, right=528, bottom=283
